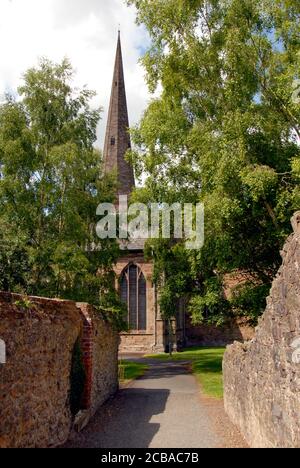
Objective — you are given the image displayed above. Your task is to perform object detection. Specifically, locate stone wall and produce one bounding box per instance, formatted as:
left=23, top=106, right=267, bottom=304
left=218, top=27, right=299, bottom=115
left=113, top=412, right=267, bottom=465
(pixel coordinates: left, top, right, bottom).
left=0, top=293, right=118, bottom=448
left=223, top=212, right=300, bottom=448
left=185, top=317, right=255, bottom=347
left=79, top=304, right=119, bottom=416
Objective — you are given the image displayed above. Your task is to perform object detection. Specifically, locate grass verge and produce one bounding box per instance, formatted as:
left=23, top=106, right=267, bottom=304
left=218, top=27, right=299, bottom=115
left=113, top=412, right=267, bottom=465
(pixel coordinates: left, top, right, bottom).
left=119, top=360, right=148, bottom=385
left=145, top=347, right=225, bottom=399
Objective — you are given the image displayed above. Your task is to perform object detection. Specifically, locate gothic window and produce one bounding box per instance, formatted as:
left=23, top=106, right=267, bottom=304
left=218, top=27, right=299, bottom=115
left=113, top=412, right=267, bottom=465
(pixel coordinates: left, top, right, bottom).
left=120, top=264, right=147, bottom=331
left=111, top=137, right=115, bottom=146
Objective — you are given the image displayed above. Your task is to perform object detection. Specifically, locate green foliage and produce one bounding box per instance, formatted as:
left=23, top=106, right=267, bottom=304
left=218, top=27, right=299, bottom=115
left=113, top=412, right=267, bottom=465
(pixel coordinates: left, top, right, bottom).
left=0, top=221, right=30, bottom=293
left=0, top=58, right=120, bottom=314
left=240, top=165, right=278, bottom=202
left=96, top=286, right=129, bottom=333
left=189, top=277, right=230, bottom=326
left=70, top=339, right=86, bottom=416
left=14, top=296, right=35, bottom=311
left=128, top=0, right=300, bottom=324
left=230, top=282, right=270, bottom=323
left=292, top=157, right=300, bottom=180
left=119, top=360, right=149, bottom=382
left=144, top=239, right=192, bottom=319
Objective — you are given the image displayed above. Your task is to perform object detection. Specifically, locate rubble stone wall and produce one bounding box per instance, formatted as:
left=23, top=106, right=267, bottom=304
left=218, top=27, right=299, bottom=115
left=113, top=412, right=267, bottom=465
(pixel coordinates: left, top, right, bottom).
left=0, top=293, right=118, bottom=448
left=223, top=212, right=300, bottom=448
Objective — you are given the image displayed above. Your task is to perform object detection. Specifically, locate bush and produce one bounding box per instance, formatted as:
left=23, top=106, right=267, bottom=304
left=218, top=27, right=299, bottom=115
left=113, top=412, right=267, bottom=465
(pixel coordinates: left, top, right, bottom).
left=188, top=277, right=230, bottom=326
left=230, top=282, right=270, bottom=324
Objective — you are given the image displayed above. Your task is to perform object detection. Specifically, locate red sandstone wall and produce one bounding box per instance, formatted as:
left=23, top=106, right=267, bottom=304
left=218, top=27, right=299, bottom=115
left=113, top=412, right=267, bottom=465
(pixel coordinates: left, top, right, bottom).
left=185, top=317, right=255, bottom=347
left=119, top=333, right=156, bottom=354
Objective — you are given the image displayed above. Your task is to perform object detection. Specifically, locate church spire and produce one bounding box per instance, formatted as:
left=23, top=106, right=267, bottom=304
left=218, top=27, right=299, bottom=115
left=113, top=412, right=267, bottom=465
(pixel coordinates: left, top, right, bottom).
left=103, top=32, right=135, bottom=197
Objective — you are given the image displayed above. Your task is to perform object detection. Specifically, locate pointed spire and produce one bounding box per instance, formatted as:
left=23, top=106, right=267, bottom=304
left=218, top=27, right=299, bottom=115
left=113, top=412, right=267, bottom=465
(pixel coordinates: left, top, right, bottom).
left=103, top=32, right=135, bottom=197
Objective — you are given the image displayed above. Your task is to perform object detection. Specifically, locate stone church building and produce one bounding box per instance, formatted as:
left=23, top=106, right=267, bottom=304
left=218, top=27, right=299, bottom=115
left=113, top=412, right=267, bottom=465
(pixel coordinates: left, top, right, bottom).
left=102, top=32, right=169, bottom=353
left=102, top=33, right=254, bottom=353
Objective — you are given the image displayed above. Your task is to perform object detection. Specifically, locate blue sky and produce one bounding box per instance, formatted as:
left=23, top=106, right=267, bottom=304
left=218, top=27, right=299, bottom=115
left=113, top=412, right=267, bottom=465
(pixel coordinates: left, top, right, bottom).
left=0, top=0, right=153, bottom=148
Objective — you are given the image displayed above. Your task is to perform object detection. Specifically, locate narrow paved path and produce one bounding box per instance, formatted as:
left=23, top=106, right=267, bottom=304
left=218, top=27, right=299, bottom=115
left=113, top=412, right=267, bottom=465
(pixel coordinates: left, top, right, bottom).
left=65, top=358, right=221, bottom=448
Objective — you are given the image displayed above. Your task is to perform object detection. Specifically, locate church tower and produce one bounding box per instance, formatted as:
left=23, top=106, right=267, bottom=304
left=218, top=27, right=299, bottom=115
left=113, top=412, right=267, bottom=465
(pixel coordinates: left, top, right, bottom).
left=103, top=31, right=135, bottom=197
left=103, top=33, right=178, bottom=354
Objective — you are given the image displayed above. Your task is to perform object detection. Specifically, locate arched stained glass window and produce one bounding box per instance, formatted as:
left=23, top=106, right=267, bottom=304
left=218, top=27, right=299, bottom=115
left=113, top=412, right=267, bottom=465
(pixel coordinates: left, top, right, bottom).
left=120, top=264, right=147, bottom=331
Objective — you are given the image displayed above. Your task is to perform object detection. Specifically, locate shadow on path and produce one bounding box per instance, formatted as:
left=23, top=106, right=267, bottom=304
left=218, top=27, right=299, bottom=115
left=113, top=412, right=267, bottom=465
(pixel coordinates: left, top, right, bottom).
left=63, top=359, right=220, bottom=448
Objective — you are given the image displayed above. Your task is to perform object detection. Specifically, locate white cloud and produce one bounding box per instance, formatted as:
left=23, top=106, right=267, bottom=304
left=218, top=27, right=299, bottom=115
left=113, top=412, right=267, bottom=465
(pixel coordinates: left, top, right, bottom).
left=0, top=0, right=152, bottom=148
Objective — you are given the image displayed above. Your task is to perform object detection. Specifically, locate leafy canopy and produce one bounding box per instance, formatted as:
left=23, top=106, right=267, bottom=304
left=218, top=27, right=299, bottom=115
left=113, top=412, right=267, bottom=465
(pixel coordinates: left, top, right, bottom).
left=127, top=0, right=300, bottom=323
left=0, top=58, right=123, bottom=320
